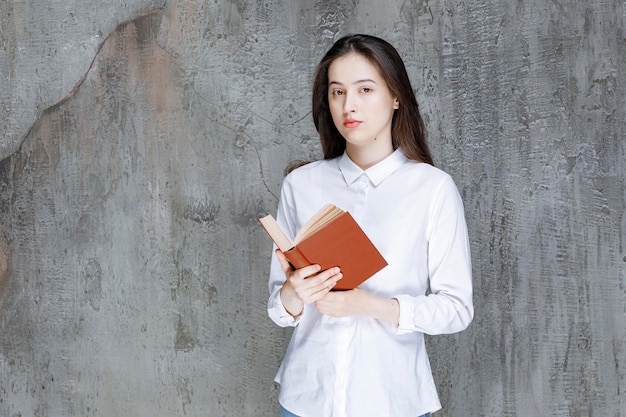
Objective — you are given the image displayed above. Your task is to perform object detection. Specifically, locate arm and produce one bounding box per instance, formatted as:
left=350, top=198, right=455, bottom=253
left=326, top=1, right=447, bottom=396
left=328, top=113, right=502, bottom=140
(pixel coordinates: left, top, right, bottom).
left=314, top=289, right=400, bottom=325
left=315, top=175, right=473, bottom=335
left=267, top=175, right=343, bottom=326
left=395, top=175, right=474, bottom=335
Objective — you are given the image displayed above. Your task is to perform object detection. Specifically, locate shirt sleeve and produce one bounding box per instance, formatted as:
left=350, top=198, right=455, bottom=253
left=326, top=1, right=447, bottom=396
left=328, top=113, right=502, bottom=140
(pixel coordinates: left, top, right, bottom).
left=267, top=176, right=303, bottom=328
left=394, top=175, right=474, bottom=335
left=268, top=283, right=304, bottom=327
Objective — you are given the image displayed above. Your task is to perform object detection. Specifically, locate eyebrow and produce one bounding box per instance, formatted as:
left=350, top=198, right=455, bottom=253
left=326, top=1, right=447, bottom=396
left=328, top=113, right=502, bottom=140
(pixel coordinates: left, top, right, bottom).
left=328, top=78, right=378, bottom=86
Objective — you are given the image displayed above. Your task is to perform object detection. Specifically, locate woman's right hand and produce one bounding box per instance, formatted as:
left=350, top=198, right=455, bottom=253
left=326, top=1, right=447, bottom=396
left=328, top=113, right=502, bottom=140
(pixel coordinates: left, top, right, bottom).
left=275, top=249, right=343, bottom=317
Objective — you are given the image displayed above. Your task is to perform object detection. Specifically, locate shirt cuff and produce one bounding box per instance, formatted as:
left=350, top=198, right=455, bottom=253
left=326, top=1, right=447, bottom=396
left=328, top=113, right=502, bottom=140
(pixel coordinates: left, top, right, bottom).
left=394, top=294, right=415, bottom=334
left=270, top=289, right=302, bottom=327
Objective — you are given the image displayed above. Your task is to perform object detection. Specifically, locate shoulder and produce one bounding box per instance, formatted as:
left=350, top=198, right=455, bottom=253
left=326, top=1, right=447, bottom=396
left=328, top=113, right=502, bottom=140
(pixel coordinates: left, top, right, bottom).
left=278, top=157, right=341, bottom=213
left=397, top=161, right=464, bottom=209
left=284, top=158, right=339, bottom=184
left=401, top=160, right=456, bottom=187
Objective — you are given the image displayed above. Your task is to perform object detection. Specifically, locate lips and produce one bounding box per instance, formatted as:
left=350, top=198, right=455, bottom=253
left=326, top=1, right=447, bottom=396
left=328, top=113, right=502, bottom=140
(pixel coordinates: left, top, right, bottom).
left=343, top=118, right=362, bottom=128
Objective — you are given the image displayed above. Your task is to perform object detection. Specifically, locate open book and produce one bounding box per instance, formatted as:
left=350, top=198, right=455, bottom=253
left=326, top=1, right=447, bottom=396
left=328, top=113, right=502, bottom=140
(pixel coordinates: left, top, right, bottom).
left=258, top=204, right=387, bottom=290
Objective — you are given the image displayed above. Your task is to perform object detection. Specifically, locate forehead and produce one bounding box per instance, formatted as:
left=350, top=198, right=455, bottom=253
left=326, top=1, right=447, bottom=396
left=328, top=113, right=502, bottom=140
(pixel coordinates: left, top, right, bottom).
left=327, top=53, right=384, bottom=83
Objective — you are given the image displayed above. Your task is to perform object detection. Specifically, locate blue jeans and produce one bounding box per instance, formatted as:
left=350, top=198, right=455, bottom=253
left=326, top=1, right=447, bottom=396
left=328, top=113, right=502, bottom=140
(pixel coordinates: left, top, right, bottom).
left=280, top=405, right=300, bottom=417
left=280, top=405, right=429, bottom=417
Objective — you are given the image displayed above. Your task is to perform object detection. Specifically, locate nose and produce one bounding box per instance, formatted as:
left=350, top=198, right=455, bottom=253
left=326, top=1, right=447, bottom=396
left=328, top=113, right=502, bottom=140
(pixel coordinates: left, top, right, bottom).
left=342, top=91, right=356, bottom=114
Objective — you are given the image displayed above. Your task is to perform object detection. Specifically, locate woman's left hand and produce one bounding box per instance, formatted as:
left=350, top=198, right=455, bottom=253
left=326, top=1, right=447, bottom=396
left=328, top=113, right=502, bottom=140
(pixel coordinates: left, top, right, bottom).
left=314, top=288, right=400, bottom=325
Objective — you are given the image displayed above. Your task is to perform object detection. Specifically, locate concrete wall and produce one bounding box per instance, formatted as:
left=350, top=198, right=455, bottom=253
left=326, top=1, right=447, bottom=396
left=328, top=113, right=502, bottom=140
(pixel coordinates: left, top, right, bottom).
left=0, top=1, right=624, bottom=416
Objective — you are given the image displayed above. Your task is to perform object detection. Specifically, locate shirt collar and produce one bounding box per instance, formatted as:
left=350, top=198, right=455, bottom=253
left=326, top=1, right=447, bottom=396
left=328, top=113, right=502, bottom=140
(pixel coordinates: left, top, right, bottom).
left=339, top=148, right=409, bottom=186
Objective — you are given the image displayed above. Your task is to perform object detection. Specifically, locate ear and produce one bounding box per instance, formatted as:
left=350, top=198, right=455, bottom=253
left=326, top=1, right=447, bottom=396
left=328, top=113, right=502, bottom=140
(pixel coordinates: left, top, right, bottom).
left=393, top=98, right=399, bottom=109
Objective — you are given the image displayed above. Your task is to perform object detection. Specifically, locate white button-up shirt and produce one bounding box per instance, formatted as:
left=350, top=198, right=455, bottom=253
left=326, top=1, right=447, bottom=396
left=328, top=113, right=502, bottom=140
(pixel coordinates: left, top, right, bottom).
left=268, top=149, right=473, bottom=417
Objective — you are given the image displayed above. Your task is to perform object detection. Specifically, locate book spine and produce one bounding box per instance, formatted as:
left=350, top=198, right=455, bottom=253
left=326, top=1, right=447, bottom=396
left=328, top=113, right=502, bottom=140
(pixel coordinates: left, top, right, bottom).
left=284, top=247, right=310, bottom=270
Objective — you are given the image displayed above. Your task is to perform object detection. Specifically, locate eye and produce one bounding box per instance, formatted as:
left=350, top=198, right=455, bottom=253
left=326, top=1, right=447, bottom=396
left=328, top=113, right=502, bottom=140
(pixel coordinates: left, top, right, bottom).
left=331, top=89, right=345, bottom=96
left=360, top=87, right=372, bottom=94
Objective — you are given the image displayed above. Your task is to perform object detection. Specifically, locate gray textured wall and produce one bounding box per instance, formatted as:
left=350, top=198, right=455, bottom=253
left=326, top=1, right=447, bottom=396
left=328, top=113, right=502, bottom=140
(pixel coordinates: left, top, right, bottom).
left=0, top=1, right=624, bottom=416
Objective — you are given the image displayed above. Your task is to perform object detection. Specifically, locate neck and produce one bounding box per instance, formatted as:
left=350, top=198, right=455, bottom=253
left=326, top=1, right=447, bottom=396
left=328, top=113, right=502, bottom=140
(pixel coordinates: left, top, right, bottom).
left=346, top=141, right=394, bottom=170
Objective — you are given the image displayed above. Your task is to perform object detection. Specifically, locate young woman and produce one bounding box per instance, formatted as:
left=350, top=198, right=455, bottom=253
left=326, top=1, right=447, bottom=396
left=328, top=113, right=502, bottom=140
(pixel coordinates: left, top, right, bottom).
left=267, top=34, right=473, bottom=417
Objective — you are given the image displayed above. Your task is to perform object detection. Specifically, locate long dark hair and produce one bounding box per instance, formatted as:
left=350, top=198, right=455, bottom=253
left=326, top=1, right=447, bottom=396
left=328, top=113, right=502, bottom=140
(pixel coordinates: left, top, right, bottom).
left=312, top=34, right=433, bottom=165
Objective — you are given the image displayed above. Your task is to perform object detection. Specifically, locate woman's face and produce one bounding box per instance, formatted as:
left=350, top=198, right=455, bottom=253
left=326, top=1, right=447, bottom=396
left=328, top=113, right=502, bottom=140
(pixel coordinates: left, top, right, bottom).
left=327, top=53, right=398, bottom=154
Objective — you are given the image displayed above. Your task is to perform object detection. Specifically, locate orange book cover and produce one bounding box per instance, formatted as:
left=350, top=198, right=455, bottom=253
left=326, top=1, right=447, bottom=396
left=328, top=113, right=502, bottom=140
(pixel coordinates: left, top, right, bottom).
left=258, top=205, right=387, bottom=290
